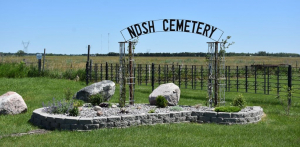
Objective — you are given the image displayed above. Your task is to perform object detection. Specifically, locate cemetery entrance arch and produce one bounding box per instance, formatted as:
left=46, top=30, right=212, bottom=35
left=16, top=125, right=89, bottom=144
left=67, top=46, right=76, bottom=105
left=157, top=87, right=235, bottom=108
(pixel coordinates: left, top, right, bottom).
left=119, top=19, right=225, bottom=107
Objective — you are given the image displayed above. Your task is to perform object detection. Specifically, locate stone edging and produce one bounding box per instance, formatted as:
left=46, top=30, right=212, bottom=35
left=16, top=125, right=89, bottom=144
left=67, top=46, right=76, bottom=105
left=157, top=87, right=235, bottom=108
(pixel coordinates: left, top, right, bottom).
left=30, top=106, right=263, bottom=131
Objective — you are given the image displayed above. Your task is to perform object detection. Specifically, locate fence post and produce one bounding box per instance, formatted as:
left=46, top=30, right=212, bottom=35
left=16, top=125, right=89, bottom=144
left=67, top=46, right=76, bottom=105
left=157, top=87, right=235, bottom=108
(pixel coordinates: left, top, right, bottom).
left=277, top=66, right=280, bottom=95
left=110, top=64, right=113, bottom=80
left=178, top=65, right=181, bottom=88
left=245, top=66, right=248, bottom=92
left=152, top=63, right=154, bottom=91
left=86, top=61, right=89, bottom=85
left=95, top=63, right=98, bottom=82
left=172, top=64, right=175, bottom=83
left=185, top=65, right=187, bottom=89
left=38, top=59, right=41, bottom=74
left=264, top=67, right=266, bottom=94
left=166, top=65, right=169, bottom=83
left=89, top=60, right=92, bottom=82
left=225, top=66, right=227, bottom=91
left=194, top=65, right=197, bottom=89
left=100, top=64, right=103, bottom=81
left=228, top=66, right=230, bottom=91
left=288, top=65, right=292, bottom=107
left=105, top=62, right=108, bottom=80
left=192, top=65, right=194, bottom=89
left=267, top=67, right=270, bottom=94
left=236, top=66, right=239, bottom=92
left=146, top=64, right=148, bottom=85
left=255, top=66, right=257, bottom=93
left=158, top=64, right=161, bottom=85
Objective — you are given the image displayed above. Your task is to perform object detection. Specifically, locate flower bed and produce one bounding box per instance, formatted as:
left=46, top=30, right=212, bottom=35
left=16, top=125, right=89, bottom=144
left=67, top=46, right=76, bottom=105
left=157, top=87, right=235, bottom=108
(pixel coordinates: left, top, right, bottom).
left=30, top=105, right=264, bottom=131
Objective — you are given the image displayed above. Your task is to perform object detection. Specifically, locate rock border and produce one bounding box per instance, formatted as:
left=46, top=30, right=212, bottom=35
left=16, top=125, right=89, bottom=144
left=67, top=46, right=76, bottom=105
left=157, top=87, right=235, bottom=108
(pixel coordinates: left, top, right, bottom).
left=30, top=106, right=263, bottom=131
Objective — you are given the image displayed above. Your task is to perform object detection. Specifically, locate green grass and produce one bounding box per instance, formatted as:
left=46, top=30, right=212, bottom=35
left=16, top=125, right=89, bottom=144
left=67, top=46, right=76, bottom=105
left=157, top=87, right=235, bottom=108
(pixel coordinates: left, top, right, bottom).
left=0, top=77, right=300, bottom=146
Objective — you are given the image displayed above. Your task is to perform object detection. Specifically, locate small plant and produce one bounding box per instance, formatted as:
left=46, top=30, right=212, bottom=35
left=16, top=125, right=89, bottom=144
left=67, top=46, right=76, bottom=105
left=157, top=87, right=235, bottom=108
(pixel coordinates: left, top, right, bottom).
left=64, top=88, right=72, bottom=101
left=214, top=106, right=241, bottom=112
left=170, top=105, right=183, bottom=111
left=232, top=94, right=246, bottom=108
left=89, top=93, right=104, bottom=106
left=148, top=108, right=156, bottom=113
left=156, top=95, right=168, bottom=108
left=73, top=100, right=84, bottom=107
left=42, top=98, right=77, bottom=115
left=69, top=107, right=79, bottom=116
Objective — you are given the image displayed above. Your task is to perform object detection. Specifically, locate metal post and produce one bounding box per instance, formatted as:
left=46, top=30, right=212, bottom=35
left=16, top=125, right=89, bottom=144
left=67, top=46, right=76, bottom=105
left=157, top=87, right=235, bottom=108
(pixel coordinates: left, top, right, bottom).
left=86, top=61, right=89, bottom=85
left=158, top=64, right=161, bottom=85
left=194, top=65, right=197, bottom=89
left=192, top=65, right=194, bottom=89
left=106, top=62, right=108, bottom=80
left=178, top=65, right=181, bottom=88
left=214, top=42, right=218, bottom=106
left=95, top=63, right=98, bottom=82
left=201, top=65, right=203, bottom=90
left=38, top=59, right=41, bottom=74
left=129, top=41, right=134, bottom=105
left=288, top=65, right=292, bottom=113
left=89, top=60, right=92, bottom=82
left=172, top=64, right=175, bottom=83
left=152, top=63, right=154, bottom=91
left=43, top=48, right=45, bottom=72
left=267, top=67, right=270, bottom=94
left=146, top=64, right=148, bottom=85
left=236, top=66, right=239, bottom=92
left=264, top=67, right=266, bottom=94
left=100, top=64, right=103, bottom=81
left=245, top=66, right=248, bottom=92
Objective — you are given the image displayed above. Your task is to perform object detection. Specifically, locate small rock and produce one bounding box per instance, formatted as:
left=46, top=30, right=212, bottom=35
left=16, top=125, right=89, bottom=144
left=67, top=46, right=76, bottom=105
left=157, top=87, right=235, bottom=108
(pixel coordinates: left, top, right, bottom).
left=83, top=103, right=92, bottom=107
left=137, top=106, right=141, bottom=109
left=96, top=111, right=103, bottom=116
left=99, top=102, right=109, bottom=108
left=78, top=107, right=83, bottom=111
left=111, top=104, right=117, bottom=108
left=94, top=106, right=102, bottom=111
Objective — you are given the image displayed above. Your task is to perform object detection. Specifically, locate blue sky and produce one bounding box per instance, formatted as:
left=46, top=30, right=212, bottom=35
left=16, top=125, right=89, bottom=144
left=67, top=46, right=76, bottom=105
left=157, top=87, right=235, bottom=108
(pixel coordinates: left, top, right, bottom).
left=0, top=0, right=299, bottom=54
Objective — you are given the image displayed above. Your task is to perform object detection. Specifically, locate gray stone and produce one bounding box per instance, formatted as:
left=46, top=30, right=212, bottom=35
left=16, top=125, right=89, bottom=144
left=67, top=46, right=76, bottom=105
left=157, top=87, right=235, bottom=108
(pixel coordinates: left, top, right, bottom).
left=94, top=106, right=102, bottom=111
left=60, top=124, right=71, bottom=130
left=204, top=111, right=217, bottom=117
left=83, top=124, right=99, bottom=130
left=115, top=120, right=128, bottom=128
left=79, top=118, right=93, bottom=124
left=187, top=116, right=197, bottom=122
left=191, top=111, right=204, bottom=116
left=170, top=112, right=180, bottom=118
left=122, top=115, right=135, bottom=121
left=93, top=117, right=107, bottom=124
left=71, top=124, right=83, bottom=130
left=211, top=117, right=223, bottom=123
left=217, top=112, right=231, bottom=118
left=231, top=112, right=246, bottom=118
left=0, top=91, right=27, bottom=115
left=107, top=116, right=121, bottom=122
left=199, top=116, right=211, bottom=122
left=74, top=80, right=115, bottom=102
left=149, top=83, right=180, bottom=106
left=64, top=117, right=79, bottom=124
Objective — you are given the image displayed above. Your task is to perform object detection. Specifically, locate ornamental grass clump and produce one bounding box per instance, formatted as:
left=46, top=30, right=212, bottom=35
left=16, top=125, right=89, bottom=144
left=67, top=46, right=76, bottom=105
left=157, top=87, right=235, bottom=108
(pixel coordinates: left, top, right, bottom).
left=156, top=95, right=168, bottom=108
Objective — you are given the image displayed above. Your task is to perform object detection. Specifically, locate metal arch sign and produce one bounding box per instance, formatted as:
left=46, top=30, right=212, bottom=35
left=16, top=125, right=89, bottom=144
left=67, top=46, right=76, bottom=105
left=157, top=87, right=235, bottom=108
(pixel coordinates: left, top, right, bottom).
left=120, top=19, right=224, bottom=42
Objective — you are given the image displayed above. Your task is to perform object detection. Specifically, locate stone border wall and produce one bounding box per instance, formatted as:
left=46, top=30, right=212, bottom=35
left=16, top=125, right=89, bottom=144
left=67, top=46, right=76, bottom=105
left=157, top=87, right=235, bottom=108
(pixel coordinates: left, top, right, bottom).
left=30, top=106, right=263, bottom=131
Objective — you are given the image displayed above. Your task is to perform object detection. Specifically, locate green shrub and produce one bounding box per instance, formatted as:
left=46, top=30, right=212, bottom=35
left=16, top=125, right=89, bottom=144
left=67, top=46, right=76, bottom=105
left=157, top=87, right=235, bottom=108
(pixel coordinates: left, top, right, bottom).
left=69, top=107, right=79, bottom=116
left=156, top=95, right=168, bottom=108
left=214, top=106, right=241, bottom=112
left=89, top=93, right=104, bottom=106
left=232, top=94, right=246, bottom=108
left=73, top=100, right=84, bottom=107
left=170, top=105, right=183, bottom=111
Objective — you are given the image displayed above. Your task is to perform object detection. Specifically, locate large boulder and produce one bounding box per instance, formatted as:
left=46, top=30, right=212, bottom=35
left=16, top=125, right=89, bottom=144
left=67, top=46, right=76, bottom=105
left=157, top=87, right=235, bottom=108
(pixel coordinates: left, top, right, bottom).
left=74, top=80, right=115, bottom=102
left=0, top=91, right=28, bottom=115
left=149, top=83, right=180, bottom=106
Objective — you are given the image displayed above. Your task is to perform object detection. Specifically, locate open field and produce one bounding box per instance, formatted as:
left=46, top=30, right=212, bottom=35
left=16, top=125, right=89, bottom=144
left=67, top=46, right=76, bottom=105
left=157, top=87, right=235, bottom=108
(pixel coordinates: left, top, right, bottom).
left=1, top=55, right=300, bottom=71
left=0, top=77, right=300, bottom=146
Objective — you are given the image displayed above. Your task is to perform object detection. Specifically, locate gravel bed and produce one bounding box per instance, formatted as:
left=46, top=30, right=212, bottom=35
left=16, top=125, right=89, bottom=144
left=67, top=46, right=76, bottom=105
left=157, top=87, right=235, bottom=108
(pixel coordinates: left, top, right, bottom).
left=79, top=103, right=213, bottom=118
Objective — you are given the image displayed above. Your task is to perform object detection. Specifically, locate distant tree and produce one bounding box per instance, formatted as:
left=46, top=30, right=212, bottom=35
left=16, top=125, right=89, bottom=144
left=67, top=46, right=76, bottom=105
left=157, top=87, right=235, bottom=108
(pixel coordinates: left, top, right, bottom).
left=16, top=50, right=25, bottom=56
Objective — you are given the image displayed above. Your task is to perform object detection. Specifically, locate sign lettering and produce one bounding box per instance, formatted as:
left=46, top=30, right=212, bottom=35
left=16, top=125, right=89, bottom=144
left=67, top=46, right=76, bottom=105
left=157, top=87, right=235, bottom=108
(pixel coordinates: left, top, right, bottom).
left=120, top=19, right=223, bottom=41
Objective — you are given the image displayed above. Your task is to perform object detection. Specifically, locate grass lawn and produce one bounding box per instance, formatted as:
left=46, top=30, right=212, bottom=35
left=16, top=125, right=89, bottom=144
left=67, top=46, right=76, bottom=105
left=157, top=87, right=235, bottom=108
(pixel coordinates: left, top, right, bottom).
left=0, top=77, right=299, bottom=146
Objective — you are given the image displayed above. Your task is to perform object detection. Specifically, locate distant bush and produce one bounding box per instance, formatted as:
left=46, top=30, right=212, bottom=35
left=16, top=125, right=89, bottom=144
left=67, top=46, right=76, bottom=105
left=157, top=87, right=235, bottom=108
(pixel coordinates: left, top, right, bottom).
left=214, top=106, right=241, bottom=112
left=156, top=95, right=168, bottom=108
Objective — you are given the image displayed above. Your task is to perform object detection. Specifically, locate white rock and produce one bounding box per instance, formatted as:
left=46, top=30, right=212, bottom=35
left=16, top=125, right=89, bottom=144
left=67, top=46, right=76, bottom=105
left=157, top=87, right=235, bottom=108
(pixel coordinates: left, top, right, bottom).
left=74, top=80, right=115, bottom=102
left=149, top=83, right=180, bottom=106
left=111, top=104, right=117, bottom=108
left=94, top=106, right=102, bottom=111
left=0, top=91, right=27, bottom=115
